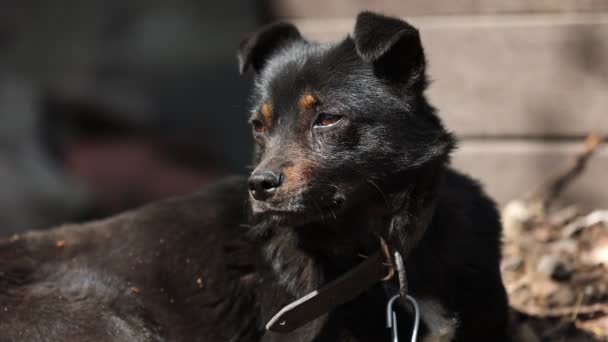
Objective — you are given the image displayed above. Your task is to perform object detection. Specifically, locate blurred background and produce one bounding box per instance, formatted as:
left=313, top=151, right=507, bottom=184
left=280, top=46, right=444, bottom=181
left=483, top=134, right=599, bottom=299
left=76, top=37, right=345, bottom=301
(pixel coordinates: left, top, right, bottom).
left=0, top=0, right=606, bottom=236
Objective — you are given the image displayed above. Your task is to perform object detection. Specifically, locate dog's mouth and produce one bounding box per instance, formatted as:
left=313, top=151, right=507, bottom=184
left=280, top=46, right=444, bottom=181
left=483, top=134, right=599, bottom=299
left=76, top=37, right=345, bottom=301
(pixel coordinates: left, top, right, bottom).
left=249, top=193, right=345, bottom=226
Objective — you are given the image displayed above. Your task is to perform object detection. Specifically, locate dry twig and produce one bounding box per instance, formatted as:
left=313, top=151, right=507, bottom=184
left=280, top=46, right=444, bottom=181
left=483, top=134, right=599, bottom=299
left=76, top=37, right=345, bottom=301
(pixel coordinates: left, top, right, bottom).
left=526, top=133, right=603, bottom=214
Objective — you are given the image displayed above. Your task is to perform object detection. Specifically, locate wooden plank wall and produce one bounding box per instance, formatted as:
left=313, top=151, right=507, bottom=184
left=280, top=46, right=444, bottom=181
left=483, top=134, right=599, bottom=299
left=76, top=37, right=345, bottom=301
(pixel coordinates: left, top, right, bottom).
left=271, top=1, right=608, bottom=208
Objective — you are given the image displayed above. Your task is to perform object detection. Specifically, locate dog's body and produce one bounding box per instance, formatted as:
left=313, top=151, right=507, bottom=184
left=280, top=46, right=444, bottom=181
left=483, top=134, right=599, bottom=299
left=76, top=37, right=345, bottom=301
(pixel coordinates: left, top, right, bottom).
left=240, top=11, right=509, bottom=341
left=0, top=178, right=262, bottom=341
left=251, top=170, right=509, bottom=342
left=0, top=12, right=509, bottom=342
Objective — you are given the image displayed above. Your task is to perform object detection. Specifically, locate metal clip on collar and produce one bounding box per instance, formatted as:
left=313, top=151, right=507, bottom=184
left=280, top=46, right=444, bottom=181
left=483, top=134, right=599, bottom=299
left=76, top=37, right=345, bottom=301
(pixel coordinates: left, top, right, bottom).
left=386, top=250, right=419, bottom=342
left=386, top=294, right=419, bottom=342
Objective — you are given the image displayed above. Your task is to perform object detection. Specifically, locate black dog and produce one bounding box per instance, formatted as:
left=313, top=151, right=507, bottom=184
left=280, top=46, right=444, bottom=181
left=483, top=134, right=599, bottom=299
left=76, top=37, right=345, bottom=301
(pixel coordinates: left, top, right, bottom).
left=239, top=11, right=509, bottom=341
left=0, top=11, right=508, bottom=342
left=0, top=178, right=265, bottom=341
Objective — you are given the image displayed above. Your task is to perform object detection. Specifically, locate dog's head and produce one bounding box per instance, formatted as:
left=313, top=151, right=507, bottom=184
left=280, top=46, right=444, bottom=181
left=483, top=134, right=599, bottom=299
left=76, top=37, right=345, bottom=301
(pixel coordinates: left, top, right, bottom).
left=239, top=12, right=455, bottom=226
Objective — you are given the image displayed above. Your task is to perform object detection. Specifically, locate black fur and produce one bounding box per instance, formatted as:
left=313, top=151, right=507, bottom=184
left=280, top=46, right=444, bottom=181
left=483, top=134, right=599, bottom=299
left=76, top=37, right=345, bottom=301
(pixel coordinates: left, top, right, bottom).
left=241, top=11, right=509, bottom=341
left=0, top=178, right=262, bottom=341
left=0, top=11, right=509, bottom=342
left=238, top=22, right=302, bottom=74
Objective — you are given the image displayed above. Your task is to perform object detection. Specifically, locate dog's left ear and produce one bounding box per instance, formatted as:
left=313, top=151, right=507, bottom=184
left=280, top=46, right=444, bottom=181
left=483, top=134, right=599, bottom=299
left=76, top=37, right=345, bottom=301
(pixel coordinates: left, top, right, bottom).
left=354, top=12, right=425, bottom=86
left=238, top=22, right=302, bottom=75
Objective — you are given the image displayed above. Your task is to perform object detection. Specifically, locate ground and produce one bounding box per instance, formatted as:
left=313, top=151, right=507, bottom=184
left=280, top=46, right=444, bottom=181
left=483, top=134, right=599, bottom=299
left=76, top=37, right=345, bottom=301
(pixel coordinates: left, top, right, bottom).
left=502, top=134, right=608, bottom=341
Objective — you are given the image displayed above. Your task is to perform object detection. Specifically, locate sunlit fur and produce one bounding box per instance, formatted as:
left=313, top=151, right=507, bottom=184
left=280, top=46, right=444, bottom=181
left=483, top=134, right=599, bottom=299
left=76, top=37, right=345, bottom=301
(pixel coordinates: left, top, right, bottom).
left=239, top=11, right=510, bottom=341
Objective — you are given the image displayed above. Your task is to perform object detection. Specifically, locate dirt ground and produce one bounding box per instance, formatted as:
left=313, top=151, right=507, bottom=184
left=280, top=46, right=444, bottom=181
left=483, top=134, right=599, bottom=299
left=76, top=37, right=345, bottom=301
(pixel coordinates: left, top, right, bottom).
left=502, top=134, right=608, bottom=341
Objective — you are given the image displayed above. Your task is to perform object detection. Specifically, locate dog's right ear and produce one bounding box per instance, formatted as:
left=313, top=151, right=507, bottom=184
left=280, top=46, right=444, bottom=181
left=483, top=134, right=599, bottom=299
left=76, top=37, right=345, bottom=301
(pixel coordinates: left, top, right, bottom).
left=238, top=22, right=302, bottom=75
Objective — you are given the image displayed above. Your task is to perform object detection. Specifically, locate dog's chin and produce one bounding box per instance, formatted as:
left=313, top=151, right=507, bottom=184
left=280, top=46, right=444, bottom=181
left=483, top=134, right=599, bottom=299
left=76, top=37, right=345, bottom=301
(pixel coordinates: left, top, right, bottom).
left=250, top=199, right=342, bottom=227
left=252, top=211, right=314, bottom=227
left=250, top=206, right=318, bottom=226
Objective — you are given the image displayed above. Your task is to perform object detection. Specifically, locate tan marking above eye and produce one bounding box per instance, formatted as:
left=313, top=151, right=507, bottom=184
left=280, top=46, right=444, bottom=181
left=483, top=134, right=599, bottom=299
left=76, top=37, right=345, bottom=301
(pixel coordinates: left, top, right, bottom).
left=298, top=93, right=317, bottom=110
left=260, top=103, right=273, bottom=123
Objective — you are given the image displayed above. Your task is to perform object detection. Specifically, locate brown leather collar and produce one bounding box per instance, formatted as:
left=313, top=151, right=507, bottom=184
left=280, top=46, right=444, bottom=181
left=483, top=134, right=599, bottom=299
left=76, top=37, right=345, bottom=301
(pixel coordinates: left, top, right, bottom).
left=266, top=239, right=394, bottom=333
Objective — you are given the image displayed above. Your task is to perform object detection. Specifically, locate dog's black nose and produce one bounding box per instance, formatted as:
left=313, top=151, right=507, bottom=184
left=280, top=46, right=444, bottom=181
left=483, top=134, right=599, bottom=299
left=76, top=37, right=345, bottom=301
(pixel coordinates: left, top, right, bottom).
left=248, top=171, right=283, bottom=200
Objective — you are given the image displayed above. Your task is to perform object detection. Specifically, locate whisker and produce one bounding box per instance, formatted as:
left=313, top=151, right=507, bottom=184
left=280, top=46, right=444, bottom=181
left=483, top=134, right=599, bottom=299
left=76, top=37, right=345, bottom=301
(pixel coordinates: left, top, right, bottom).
left=329, top=207, right=337, bottom=221
left=367, top=179, right=390, bottom=209
left=311, top=199, right=325, bottom=225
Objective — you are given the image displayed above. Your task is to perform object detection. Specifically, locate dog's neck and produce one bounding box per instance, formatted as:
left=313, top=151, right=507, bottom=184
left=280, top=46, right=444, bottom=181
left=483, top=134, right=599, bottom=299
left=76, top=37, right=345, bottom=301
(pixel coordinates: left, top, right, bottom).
left=258, top=162, right=446, bottom=298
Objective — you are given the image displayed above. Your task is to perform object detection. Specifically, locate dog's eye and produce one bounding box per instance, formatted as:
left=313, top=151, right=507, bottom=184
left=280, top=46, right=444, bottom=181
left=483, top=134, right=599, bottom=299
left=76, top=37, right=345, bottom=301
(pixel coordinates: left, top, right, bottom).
left=314, top=114, right=342, bottom=127
left=251, top=119, right=265, bottom=133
